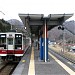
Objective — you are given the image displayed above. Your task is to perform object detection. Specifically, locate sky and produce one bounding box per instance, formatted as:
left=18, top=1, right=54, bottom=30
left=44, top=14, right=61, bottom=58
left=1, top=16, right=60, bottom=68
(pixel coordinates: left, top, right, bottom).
left=0, top=0, right=75, bottom=21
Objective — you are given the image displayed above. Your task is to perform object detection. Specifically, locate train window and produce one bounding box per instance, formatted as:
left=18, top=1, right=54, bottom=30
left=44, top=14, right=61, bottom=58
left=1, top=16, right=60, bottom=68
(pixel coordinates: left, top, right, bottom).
left=15, top=38, right=22, bottom=44
left=15, top=34, right=22, bottom=45
left=0, top=34, right=6, bottom=45
left=8, top=38, right=13, bottom=45
left=0, top=38, right=6, bottom=44
left=0, top=34, right=6, bottom=49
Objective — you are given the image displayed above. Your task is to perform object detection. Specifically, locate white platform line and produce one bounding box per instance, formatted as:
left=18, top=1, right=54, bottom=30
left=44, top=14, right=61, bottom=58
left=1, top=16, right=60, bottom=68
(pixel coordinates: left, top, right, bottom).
left=28, top=47, right=35, bottom=75
left=48, top=52, right=75, bottom=75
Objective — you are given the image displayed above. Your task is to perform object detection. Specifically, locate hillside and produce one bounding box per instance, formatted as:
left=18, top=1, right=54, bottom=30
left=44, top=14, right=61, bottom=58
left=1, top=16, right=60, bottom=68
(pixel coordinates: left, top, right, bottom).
left=8, top=19, right=23, bottom=26
left=0, top=19, right=11, bottom=32
left=48, top=20, right=75, bottom=42
left=7, top=19, right=25, bottom=32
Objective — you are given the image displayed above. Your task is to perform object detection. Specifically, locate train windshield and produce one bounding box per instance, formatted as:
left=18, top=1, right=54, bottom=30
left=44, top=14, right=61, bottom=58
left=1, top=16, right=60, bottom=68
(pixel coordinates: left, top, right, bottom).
left=15, top=34, right=22, bottom=44
left=15, top=34, right=22, bottom=49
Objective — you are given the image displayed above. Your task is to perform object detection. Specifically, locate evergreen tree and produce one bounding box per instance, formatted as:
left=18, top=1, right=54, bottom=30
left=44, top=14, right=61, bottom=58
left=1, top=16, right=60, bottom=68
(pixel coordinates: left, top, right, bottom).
left=0, top=19, right=11, bottom=32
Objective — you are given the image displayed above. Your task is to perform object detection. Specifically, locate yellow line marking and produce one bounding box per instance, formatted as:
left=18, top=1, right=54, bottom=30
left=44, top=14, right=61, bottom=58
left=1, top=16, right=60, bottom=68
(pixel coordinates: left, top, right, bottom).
left=48, top=52, right=75, bottom=75
left=28, top=47, right=35, bottom=75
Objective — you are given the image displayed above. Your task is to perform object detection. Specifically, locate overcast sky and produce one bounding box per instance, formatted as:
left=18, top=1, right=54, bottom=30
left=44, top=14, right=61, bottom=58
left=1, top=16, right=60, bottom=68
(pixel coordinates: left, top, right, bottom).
left=0, top=0, right=75, bottom=21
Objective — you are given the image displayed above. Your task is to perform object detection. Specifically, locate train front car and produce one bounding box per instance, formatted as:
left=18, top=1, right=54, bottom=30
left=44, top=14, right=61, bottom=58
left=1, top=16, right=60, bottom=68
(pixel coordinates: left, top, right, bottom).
left=0, top=32, right=25, bottom=61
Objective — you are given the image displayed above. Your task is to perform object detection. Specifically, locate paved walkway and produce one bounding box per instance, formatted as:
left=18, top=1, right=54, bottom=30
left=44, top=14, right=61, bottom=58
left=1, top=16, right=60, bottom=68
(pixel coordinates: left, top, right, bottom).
left=12, top=46, right=75, bottom=75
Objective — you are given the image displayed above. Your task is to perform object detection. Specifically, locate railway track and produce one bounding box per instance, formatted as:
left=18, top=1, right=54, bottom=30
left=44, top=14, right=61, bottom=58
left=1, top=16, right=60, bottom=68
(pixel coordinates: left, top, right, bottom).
left=0, top=62, right=18, bottom=75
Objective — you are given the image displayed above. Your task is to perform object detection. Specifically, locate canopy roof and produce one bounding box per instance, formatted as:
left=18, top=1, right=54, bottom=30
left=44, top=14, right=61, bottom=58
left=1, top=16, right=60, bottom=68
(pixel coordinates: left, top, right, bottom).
left=19, top=14, right=73, bottom=36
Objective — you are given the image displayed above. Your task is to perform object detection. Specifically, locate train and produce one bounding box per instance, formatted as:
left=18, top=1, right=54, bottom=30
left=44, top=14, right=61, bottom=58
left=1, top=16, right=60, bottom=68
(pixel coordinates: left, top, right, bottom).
left=0, top=31, right=30, bottom=61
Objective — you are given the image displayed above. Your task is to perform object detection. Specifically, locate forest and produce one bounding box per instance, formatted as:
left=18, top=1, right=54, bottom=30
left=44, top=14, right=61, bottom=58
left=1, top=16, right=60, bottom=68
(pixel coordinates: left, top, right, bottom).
left=0, top=19, right=11, bottom=32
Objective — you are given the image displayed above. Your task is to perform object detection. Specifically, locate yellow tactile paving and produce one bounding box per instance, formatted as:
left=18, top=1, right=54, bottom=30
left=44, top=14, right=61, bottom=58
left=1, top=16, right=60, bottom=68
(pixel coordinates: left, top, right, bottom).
left=48, top=52, right=75, bottom=75
left=28, top=47, right=35, bottom=75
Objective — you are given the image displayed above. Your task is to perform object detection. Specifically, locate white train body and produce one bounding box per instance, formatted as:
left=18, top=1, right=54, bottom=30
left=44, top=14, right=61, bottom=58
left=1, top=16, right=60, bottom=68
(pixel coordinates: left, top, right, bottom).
left=0, top=32, right=29, bottom=61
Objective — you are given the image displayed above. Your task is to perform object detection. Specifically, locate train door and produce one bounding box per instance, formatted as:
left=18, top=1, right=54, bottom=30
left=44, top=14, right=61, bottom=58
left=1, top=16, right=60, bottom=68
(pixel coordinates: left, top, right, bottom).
left=7, top=38, right=14, bottom=50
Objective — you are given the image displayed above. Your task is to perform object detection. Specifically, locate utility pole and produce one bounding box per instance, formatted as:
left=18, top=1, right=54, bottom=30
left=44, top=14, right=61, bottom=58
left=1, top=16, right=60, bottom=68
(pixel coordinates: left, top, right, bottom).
left=10, top=19, right=13, bottom=30
left=62, top=28, right=65, bottom=53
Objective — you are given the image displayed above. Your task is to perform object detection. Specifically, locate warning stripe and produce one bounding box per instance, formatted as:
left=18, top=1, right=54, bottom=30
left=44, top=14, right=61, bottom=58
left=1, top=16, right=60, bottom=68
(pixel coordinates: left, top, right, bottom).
left=28, top=47, right=35, bottom=75
left=48, top=52, right=75, bottom=75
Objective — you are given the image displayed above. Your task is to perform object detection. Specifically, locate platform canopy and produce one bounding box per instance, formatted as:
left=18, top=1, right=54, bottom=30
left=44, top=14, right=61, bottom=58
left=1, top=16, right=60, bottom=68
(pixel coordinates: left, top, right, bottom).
left=19, top=14, right=73, bottom=36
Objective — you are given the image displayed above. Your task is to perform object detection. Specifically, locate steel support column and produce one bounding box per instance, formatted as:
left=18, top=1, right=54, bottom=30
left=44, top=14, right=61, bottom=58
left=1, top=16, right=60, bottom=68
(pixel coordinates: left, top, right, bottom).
left=45, top=19, right=48, bottom=62
left=40, top=37, right=43, bottom=60
left=43, top=19, right=48, bottom=62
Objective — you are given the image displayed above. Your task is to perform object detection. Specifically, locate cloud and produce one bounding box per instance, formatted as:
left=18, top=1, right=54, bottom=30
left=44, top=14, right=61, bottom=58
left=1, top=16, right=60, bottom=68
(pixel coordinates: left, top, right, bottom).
left=0, top=0, right=74, bottom=20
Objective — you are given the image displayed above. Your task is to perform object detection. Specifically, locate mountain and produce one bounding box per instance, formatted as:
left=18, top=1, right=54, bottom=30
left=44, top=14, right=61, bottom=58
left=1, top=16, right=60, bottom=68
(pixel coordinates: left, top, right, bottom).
left=48, top=20, right=75, bottom=42
left=7, top=19, right=25, bottom=32
left=8, top=19, right=23, bottom=26
left=64, top=20, right=75, bottom=34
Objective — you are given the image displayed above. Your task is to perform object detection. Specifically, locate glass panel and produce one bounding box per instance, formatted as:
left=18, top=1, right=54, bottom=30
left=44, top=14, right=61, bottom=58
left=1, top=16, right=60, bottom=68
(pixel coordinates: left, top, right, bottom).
left=8, top=38, right=13, bottom=45
left=15, top=34, right=22, bottom=49
left=15, top=34, right=22, bottom=44
left=0, top=38, right=6, bottom=44
left=0, top=37, right=6, bottom=49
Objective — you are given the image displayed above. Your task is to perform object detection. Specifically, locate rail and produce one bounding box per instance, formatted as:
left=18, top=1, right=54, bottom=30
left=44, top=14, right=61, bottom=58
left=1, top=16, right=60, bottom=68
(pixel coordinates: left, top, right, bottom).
left=0, top=62, right=18, bottom=75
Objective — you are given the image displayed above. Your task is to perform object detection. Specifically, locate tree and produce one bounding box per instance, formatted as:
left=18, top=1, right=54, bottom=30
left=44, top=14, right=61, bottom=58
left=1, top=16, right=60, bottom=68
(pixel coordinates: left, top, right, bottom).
left=0, top=19, right=11, bottom=32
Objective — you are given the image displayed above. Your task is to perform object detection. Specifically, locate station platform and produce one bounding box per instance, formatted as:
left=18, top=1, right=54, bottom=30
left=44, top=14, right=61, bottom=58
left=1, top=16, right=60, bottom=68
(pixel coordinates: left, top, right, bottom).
left=12, top=46, right=75, bottom=75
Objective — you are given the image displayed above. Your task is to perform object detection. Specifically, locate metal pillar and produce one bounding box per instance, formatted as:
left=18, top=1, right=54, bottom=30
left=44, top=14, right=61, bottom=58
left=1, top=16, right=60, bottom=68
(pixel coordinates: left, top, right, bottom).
left=40, top=37, right=43, bottom=60
left=45, top=19, right=47, bottom=62
left=44, top=19, right=48, bottom=62
left=39, top=19, right=48, bottom=62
